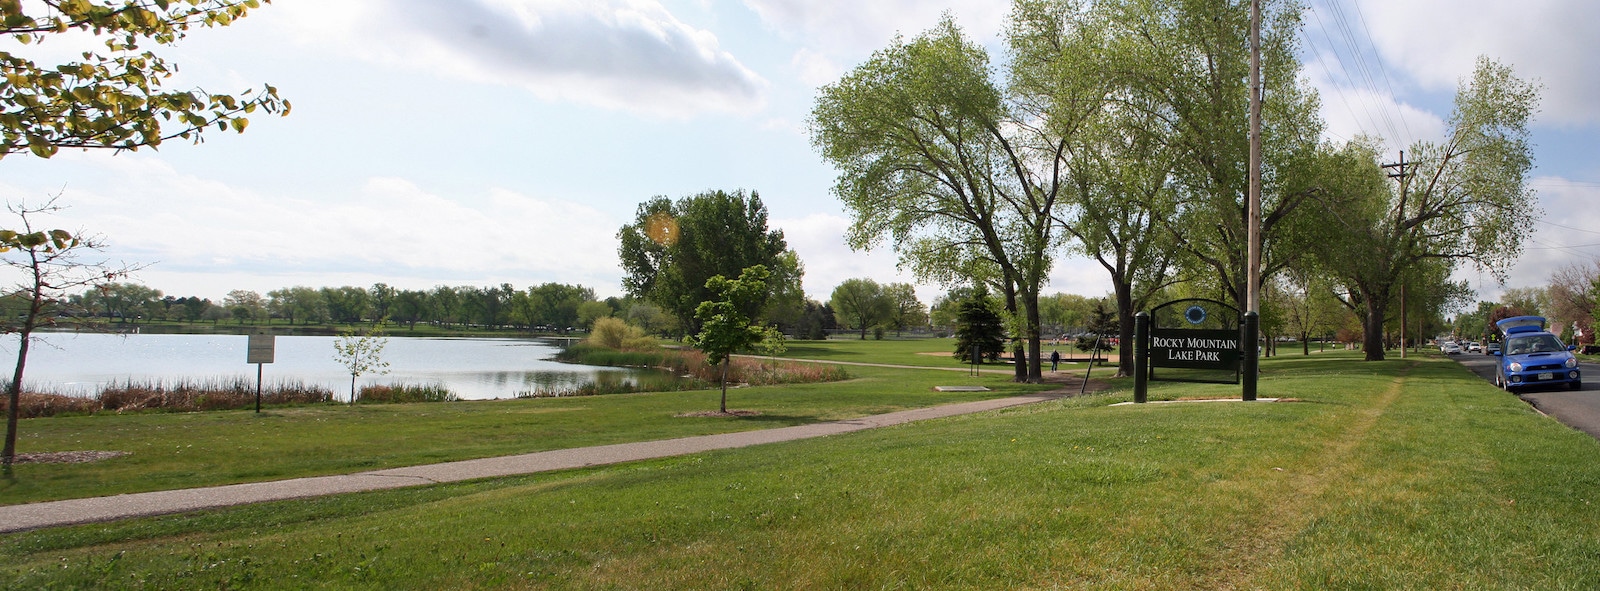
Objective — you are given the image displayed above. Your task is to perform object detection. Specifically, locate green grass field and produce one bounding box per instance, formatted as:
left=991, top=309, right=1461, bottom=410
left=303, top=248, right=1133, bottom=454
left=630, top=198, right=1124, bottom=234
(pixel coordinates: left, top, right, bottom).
left=776, top=335, right=1105, bottom=370
left=4, top=348, right=1599, bottom=589
left=0, top=365, right=1042, bottom=505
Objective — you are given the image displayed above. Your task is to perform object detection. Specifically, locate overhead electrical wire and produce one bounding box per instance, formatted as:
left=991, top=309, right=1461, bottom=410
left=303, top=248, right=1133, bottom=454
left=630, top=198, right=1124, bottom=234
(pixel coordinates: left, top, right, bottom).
left=1299, top=0, right=1416, bottom=149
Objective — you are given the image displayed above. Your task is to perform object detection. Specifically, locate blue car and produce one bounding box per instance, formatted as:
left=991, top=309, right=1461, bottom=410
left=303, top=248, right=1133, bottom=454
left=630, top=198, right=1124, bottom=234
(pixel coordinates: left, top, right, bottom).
left=1493, top=316, right=1581, bottom=391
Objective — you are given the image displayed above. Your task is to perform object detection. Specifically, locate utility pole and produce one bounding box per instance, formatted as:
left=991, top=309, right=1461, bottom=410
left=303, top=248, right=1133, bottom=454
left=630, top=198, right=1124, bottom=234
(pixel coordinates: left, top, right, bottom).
left=1243, top=0, right=1262, bottom=401
left=1382, top=151, right=1411, bottom=359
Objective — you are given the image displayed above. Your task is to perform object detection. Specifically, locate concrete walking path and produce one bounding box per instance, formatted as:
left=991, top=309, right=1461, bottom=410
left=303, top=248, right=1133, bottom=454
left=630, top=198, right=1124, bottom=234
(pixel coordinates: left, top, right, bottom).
left=0, top=391, right=1065, bottom=534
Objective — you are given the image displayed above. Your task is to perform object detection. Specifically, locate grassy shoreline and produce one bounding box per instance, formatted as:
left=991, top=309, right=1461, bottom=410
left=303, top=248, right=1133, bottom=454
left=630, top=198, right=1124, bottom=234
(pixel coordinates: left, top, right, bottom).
left=0, top=365, right=1036, bottom=506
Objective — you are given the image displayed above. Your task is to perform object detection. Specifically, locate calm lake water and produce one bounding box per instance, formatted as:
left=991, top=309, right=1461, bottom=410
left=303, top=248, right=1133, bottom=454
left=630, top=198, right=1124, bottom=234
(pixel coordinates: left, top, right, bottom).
left=0, top=332, right=670, bottom=401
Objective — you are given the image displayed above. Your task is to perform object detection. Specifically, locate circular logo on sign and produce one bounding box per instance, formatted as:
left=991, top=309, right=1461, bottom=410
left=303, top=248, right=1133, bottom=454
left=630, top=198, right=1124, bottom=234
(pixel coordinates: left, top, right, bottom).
left=1184, top=305, right=1207, bottom=325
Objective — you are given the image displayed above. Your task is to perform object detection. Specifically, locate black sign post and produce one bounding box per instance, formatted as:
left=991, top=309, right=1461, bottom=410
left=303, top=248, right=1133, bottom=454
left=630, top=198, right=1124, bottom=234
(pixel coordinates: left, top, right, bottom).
left=1134, top=312, right=1150, bottom=403
left=1135, top=299, right=1256, bottom=402
left=1242, top=311, right=1259, bottom=401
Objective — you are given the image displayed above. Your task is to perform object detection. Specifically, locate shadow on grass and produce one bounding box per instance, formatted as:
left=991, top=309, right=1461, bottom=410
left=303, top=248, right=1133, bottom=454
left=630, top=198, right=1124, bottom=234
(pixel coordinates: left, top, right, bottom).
left=679, top=412, right=825, bottom=425
left=780, top=344, right=861, bottom=359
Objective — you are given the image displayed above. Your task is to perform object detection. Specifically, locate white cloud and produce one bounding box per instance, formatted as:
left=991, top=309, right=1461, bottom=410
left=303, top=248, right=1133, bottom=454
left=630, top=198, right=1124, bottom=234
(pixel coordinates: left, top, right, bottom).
left=1303, top=49, right=1448, bottom=150
left=742, top=0, right=1008, bottom=56
left=273, top=0, right=768, bottom=118
left=1351, top=0, right=1600, bottom=126
left=1457, top=177, right=1600, bottom=302
left=790, top=48, right=842, bottom=87
left=775, top=212, right=935, bottom=302
left=0, top=153, right=625, bottom=300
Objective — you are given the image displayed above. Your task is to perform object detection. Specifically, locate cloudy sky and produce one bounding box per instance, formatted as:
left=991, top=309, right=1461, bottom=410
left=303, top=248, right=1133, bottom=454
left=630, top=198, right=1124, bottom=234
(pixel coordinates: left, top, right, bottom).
left=0, top=0, right=1595, bottom=310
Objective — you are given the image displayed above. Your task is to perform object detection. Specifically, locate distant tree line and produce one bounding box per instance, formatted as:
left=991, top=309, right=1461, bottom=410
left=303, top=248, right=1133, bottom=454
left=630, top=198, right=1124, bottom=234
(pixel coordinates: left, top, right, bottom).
left=64, top=282, right=640, bottom=333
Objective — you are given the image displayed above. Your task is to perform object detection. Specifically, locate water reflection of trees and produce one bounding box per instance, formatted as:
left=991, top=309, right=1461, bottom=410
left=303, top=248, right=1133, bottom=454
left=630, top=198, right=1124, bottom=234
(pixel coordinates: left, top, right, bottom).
left=516, top=368, right=691, bottom=398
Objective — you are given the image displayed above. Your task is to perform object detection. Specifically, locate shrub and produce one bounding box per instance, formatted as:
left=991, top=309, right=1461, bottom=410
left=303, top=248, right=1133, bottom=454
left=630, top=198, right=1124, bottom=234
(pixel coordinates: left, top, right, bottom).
left=357, top=383, right=457, bottom=403
left=588, top=317, right=659, bottom=351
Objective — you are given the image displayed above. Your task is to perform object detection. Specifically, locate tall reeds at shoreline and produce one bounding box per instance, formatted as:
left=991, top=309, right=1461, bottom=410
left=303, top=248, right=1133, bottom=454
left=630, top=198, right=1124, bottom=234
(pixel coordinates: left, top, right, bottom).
left=1, top=377, right=338, bottom=418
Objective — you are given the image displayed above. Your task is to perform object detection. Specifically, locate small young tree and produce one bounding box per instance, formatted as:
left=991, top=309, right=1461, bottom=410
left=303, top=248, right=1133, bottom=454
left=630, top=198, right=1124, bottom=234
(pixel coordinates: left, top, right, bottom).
left=755, top=325, right=788, bottom=368
left=688, top=265, right=770, bottom=414
left=1, top=201, right=133, bottom=470
left=332, top=325, right=390, bottom=404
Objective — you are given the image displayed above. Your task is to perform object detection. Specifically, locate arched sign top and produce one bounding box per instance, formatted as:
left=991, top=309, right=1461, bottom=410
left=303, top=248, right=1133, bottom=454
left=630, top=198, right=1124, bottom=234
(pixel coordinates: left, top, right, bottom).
left=1150, top=298, right=1239, bottom=330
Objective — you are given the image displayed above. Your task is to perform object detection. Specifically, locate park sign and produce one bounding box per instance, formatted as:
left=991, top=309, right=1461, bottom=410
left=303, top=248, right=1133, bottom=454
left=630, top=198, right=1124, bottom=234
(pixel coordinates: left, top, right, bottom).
left=1149, top=330, right=1241, bottom=370
left=247, top=334, right=275, bottom=364
left=1133, top=298, right=1250, bottom=403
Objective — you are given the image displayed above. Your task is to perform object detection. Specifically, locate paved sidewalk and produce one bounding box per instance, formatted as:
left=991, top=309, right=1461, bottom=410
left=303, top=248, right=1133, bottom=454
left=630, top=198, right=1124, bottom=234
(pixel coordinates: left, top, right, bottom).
left=0, top=391, right=1063, bottom=534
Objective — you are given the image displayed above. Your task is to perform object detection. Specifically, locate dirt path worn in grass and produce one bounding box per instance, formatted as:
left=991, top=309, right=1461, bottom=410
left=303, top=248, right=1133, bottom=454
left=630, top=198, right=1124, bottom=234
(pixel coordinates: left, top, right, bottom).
left=1206, top=362, right=1415, bottom=589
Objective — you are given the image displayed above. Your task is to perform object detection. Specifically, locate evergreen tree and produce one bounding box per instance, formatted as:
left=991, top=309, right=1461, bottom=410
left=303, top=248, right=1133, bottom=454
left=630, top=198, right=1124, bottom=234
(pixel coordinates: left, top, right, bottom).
left=953, top=286, right=1006, bottom=363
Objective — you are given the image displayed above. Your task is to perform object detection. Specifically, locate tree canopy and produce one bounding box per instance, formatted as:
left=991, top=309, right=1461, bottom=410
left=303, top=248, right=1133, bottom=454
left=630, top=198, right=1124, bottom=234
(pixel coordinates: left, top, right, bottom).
left=0, top=0, right=289, bottom=159
left=618, top=190, right=800, bottom=336
left=810, top=16, right=1062, bottom=382
left=1309, top=58, right=1540, bottom=360
left=829, top=277, right=892, bottom=340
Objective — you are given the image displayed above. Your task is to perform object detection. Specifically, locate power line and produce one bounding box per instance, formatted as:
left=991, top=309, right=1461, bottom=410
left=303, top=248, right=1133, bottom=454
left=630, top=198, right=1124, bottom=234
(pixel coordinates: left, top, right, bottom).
left=1537, top=219, right=1600, bottom=236
left=1346, top=0, right=1413, bottom=143
left=1526, top=237, right=1600, bottom=251
left=1300, top=0, right=1415, bottom=148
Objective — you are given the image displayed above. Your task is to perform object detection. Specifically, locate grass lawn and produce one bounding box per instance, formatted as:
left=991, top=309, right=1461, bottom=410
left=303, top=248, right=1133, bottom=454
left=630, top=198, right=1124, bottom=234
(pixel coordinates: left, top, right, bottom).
left=0, top=365, right=1045, bottom=506
left=776, top=336, right=1105, bottom=370
left=5, top=350, right=1599, bottom=588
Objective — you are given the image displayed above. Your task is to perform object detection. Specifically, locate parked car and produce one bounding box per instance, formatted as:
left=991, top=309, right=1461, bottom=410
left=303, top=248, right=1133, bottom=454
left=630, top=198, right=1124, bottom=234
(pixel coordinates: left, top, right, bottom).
left=1485, top=342, right=1501, bottom=356
left=1493, top=316, right=1581, bottom=391
left=1442, top=342, right=1462, bottom=355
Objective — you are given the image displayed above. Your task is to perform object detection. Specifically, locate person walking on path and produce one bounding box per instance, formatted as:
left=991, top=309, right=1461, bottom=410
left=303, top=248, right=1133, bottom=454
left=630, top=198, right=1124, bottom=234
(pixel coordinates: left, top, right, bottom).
left=1050, top=349, right=1061, bottom=372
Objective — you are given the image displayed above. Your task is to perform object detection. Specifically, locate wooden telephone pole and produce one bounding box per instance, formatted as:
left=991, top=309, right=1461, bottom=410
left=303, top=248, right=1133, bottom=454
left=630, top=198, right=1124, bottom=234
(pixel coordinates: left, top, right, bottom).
left=1244, top=0, right=1262, bottom=400
left=1382, top=152, right=1411, bottom=357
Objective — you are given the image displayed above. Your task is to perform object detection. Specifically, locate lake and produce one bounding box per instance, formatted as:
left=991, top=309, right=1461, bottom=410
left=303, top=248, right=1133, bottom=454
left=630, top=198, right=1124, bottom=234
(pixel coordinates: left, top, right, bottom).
left=0, top=332, right=672, bottom=401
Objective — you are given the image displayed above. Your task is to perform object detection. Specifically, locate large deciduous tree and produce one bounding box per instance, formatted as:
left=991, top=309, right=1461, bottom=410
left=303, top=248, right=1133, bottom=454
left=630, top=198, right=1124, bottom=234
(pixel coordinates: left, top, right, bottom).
left=1009, top=0, right=1186, bottom=377
left=1049, top=0, right=1326, bottom=312
left=829, top=278, right=892, bottom=340
left=618, top=190, right=800, bottom=336
left=810, top=16, right=1062, bottom=382
left=1549, top=259, right=1598, bottom=346
left=1312, top=58, right=1539, bottom=360
left=0, top=0, right=289, bottom=159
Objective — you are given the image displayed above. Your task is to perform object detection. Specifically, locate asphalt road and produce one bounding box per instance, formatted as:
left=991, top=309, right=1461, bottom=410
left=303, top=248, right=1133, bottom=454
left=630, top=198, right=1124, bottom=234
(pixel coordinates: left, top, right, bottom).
left=1452, top=352, right=1600, bottom=439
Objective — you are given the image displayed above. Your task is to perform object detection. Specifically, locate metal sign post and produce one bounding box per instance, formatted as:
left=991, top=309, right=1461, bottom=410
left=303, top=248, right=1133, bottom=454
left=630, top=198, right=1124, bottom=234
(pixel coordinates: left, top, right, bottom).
left=247, top=334, right=276, bottom=413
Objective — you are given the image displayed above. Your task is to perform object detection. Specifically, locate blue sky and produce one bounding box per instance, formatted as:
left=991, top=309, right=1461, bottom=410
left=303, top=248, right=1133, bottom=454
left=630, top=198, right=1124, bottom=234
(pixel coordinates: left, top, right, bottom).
left=0, top=0, right=1596, bottom=310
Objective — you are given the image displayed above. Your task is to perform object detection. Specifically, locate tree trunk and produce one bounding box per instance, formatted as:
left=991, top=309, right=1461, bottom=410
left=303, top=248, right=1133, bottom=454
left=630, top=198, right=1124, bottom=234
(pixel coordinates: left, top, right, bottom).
left=3, top=293, right=41, bottom=471
left=1022, top=288, right=1043, bottom=383
left=719, top=360, right=728, bottom=413
left=1113, top=282, right=1136, bottom=378
left=1362, top=301, right=1388, bottom=361
left=2, top=332, right=30, bottom=470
